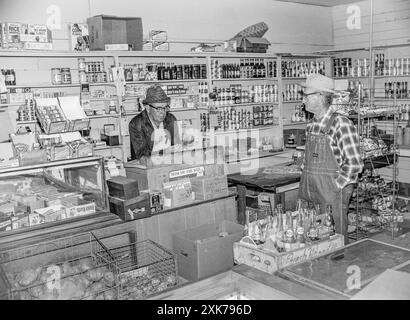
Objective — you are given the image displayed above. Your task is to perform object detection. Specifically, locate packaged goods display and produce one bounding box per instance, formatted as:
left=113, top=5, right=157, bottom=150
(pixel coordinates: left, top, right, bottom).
left=375, top=54, right=410, bottom=76
left=200, top=104, right=277, bottom=132
left=290, top=103, right=307, bottom=123
left=348, top=169, right=405, bottom=237
left=210, top=84, right=278, bottom=106
left=80, top=60, right=108, bottom=84
left=51, top=68, right=71, bottom=85
left=382, top=81, right=409, bottom=99
left=0, top=22, right=52, bottom=50
left=211, top=58, right=276, bottom=79
left=1, top=68, right=16, bottom=86
left=333, top=57, right=370, bottom=78
left=0, top=162, right=107, bottom=232
left=122, top=63, right=207, bottom=82
left=69, top=23, right=90, bottom=52
left=282, top=60, right=325, bottom=78
left=282, top=83, right=302, bottom=102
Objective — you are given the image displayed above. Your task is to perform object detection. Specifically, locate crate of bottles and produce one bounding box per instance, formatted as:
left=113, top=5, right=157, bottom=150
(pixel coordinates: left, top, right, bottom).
left=233, top=203, right=345, bottom=274
left=233, top=233, right=344, bottom=274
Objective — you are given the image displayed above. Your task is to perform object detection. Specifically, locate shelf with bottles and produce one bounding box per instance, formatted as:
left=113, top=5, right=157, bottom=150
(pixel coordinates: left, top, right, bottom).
left=121, top=60, right=207, bottom=82
left=374, top=80, right=409, bottom=100
left=281, top=58, right=327, bottom=79
left=209, top=83, right=279, bottom=107
left=210, top=57, right=277, bottom=80
left=200, top=104, right=279, bottom=133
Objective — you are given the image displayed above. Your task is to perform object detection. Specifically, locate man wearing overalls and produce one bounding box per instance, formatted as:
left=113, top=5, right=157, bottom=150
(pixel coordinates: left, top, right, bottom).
left=298, top=74, right=363, bottom=244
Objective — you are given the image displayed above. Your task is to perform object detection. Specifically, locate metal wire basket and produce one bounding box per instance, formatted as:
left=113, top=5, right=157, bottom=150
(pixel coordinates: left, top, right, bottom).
left=0, top=232, right=121, bottom=300
left=108, top=239, right=178, bottom=300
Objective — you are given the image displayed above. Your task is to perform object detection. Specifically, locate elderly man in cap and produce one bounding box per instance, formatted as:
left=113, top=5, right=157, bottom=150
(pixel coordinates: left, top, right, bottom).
left=129, top=85, right=180, bottom=164
left=298, top=74, right=363, bottom=244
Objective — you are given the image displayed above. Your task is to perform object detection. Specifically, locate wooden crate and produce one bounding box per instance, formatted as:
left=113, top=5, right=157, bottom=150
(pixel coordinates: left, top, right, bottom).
left=233, top=234, right=344, bottom=274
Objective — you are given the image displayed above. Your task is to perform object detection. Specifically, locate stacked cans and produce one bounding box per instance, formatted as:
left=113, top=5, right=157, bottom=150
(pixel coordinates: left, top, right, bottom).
left=384, top=81, right=409, bottom=99
left=282, top=83, right=302, bottom=101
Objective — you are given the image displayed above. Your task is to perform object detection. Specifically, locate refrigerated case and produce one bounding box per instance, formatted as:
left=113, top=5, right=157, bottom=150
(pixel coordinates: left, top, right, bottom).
left=0, top=156, right=118, bottom=249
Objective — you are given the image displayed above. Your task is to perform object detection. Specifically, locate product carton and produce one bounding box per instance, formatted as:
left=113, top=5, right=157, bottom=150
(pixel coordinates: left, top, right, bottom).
left=87, top=15, right=143, bottom=51
left=173, top=220, right=244, bottom=281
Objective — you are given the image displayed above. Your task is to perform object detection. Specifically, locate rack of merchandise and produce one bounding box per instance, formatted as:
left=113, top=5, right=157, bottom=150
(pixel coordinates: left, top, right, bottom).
left=0, top=51, right=290, bottom=169
left=321, top=43, right=410, bottom=241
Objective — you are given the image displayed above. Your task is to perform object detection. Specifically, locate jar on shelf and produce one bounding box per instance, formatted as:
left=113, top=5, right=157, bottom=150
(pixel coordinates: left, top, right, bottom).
left=51, top=68, right=62, bottom=85
left=79, top=70, right=87, bottom=83
left=78, top=58, right=86, bottom=71
left=61, top=68, right=72, bottom=84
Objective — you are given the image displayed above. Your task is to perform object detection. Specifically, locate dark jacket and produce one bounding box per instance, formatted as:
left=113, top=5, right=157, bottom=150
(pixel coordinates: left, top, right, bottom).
left=129, top=109, right=180, bottom=160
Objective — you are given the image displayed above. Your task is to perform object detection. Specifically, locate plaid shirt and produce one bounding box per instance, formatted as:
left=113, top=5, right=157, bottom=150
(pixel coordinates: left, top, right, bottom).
left=306, top=106, right=364, bottom=188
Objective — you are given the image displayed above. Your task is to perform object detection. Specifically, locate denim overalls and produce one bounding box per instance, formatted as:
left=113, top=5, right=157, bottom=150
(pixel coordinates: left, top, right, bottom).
left=299, top=112, right=353, bottom=244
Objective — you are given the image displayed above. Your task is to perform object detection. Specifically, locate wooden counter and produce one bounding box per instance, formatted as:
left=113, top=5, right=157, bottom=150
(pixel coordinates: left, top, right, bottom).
left=152, top=264, right=343, bottom=300
left=0, top=192, right=238, bottom=252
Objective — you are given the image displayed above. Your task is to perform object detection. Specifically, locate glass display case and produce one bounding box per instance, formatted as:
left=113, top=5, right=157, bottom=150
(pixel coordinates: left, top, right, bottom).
left=0, top=156, right=109, bottom=235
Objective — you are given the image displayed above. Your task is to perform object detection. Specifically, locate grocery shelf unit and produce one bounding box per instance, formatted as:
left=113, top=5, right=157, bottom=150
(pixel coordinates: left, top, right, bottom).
left=1, top=50, right=289, bottom=170
left=277, top=53, right=333, bottom=131
left=320, top=42, right=410, bottom=241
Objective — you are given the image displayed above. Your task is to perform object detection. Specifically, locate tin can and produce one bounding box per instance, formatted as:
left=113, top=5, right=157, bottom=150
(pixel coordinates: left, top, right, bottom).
left=61, top=68, right=72, bottom=84
left=51, top=68, right=62, bottom=85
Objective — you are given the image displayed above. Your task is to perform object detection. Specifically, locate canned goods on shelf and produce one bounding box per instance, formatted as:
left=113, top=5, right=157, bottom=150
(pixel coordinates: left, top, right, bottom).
left=51, top=68, right=62, bottom=85
left=61, top=68, right=72, bottom=84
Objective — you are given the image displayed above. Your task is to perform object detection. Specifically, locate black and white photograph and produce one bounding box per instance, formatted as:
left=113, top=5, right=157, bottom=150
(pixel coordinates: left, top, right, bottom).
left=0, top=0, right=409, bottom=308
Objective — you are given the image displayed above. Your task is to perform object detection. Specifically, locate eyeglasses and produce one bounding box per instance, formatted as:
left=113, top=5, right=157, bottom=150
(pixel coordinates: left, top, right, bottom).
left=148, top=104, right=170, bottom=112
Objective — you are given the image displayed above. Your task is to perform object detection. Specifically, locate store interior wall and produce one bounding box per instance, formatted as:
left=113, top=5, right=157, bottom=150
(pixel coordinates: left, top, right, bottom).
left=0, top=0, right=334, bottom=53
left=332, top=0, right=410, bottom=50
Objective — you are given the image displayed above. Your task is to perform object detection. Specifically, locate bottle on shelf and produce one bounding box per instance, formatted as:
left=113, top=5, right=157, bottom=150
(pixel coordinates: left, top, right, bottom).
left=324, top=204, right=335, bottom=237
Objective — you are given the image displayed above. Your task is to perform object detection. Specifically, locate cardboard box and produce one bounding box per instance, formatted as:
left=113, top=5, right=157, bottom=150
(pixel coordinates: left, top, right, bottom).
left=173, top=220, right=244, bottom=281
left=109, top=194, right=150, bottom=221
left=107, top=175, right=139, bottom=199
left=69, top=23, right=89, bottom=51
left=163, top=178, right=194, bottom=208
left=87, top=15, right=143, bottom=51
left=125, top=161, right=224, bottom=192
left=190, top=175, right=228, bottom=201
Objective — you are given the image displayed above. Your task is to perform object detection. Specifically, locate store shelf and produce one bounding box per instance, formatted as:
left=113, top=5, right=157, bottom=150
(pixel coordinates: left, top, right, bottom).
left=211, top=126, right=277, bottom=135
left=87, top=113, right=120, bottom=119
left=125, top=79, right=204, bottom=84
left=282, top=100, right=303, bottom=103
left=94, top=144, right=123, bottom=150
left=333, top=76, right=370, bottom=80
left=225, top=150, right=284, bottom=164
left=214, top=102, right=279, bottom=108
left=283, top=122, right=308, bottom=128
left=16, top=120, right=37, bottom=125
left=363, top=153, right=397, bottom=170
left=0, top=103, right=26, bottom=108
left=0, top=50, right=120, bottom=58
left=374, top=74, right=410, bottom=79
left=372, top=97, right=410, bottom=101
left=6, top=82, right=115, bottom=89
left=281, top=77, right=307, bottom=80
left=211, top=78, right=276, bottom=82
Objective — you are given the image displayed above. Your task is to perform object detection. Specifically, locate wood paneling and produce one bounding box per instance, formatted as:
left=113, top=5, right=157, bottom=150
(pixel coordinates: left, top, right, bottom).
left=332, top=0, right=410, bottom=50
